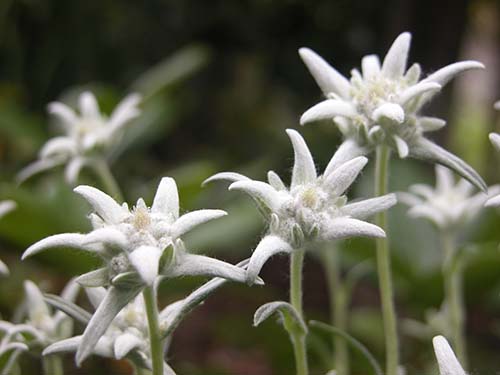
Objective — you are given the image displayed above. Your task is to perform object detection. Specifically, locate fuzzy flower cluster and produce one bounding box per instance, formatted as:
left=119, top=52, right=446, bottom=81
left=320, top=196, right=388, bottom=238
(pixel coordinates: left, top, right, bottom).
left=206, top=129, right=396, bottom=282
left=399, top=165, right=499, bottom=231
left=19, top=91, right=141, bottom=184
left=22, top=177, right=248, bottom=365
left=300, top=32, right=485, bottom=191
left=0, top=280, right=78, bottom=373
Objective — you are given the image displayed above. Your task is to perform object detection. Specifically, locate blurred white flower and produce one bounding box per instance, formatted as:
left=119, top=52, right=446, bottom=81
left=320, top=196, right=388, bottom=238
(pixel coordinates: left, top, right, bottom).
left=486, top=101, right=500, bottom=207
left=18, top=91, right=141, bottom=184
left=22, top=177, right=249, bottom=365
left=432, top=335, right=466, bottom=375
left=399, top=165, right=498, bottom=231
left=300, top=32, right=485, bottom=191
left=0, top=200, right=15, bottom=275
left=205, top=129, right=396, bottom=283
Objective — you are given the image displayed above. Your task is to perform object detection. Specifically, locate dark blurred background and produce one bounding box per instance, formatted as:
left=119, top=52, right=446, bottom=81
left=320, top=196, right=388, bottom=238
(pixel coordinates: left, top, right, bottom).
left=0, top=0, right=499, bottom=374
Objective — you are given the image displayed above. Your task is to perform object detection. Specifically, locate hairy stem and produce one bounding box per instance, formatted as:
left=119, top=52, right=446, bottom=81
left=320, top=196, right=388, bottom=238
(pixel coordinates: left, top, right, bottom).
left=441, top=231, right=467, bottom=367
left=322, top=246, right=349, bottom=375
left=42, top=355, right=63, bottom=375
left=290, top=249, right=308, bottom=375
left=374, top=145, right=399, bottom=375
left=94, top=159, right=124, bottom=201
left=143, top=285, right=164, bottom=375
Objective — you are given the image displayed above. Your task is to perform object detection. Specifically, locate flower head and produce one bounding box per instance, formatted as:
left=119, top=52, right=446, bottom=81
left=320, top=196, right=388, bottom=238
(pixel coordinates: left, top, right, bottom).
left=18, top=91, right=141, bottom=184
left=205, top=129, right=396, bottom=283
left=399, top=165, right=498, bottom=231
left=300, top=32, right=486, bottom=191
left=22, top=177, right=249, bottom=365
left=432, top=335, right=466, bottom=375
left=0, top=200, right=16, bottom=275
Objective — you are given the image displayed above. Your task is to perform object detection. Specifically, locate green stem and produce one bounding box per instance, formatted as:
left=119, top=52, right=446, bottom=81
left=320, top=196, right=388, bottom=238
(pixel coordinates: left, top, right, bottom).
left=441, top=231, right=467, bottom=367
left=143, top=285, right=164, bottom=375
left=374, top=145, right=399, bottom=375
left=93, top=159, right=124, bottom=201
left=290, top=249, right=309, bottom=375
left=42, top=355, right=63, bottom=375
left=322, top=246, right=349, bottom=375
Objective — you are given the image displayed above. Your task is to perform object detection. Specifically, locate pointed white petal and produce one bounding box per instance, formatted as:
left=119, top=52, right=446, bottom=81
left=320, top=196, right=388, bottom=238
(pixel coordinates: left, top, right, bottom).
left=108, top=93, right=141, bottom=131
left=323, top=218, right=385, bottom=240
left=361, top=54, right=381, bottom=80
left=324, top=139, right=369, bottom=176
left=432, top=335, right=466, bottom=375
left=393, top=135, right=409, bottom=158
left=342, top=194, right=397, bottom=219
left=151, top=177, right=179, bottom=220
left=171, top=209, right=227, bottom=238
left=17, top=158, right=65, bottom=183
left=286, top=129, right=317, bottom=188
left=114, top=332, right=143, bottom=359
left=408, top=184, right=435, bottom=199
left=408, top=205, right=446, bottom=228
left=74, top=185, right=128, bottom=224
left=168, top=253, right=248, bottom=284
left=76, top=285, right=143, bottom=365
left=48, top=102, right=78, bottom=128
left=398, top=82, right=441, bottom=106
left=202, top=172, right=251, bottom=186
left=0, top=200, right=16, bottom=218
left=435, top=165, right=455, bottom=192
left=65, top=157, right=87, bottom=185
left=409, top=138, right=487, bottom=192
left=39, top=137, right=77, bottom=159
left=485, top=194, right=500, bottom=208
left=22, top=233, right=87, bottom=260
left=418, top=117, right=446, bottom=132
left=85, top=287, right=107, bottom=309
left=128, top=246, right=163, bottom=285
left=79, top=92, right=100, bottom=118
left=0, top=259, right=8, bottom=276
left=298, top=47, right=351, bottom=98
left=397, top=192, right=423, bottom=207
left=494, top=101, right=500, bottom=110
left=229, top=180, right=283, bottom=212
left=372, top=103, right=404, bottom=124
left=382, top=32, right=412, bottom=78
left=44, top=336, right=114, bottom=358
left=324, top=156, right=368, bottom=196
left=267, top=171, right=286, bottom=190
left=247, top=235, right=293, bottom=284
left=489, top=133, right=500, bottom=152
left=24, top=280, right=50, bottom=318
left=83, top=227, right=128, bottom=249
left=423, top=61, right=484, bottom=87
left=404, top=63, right=421, bottom=84
left=300, top=99, right=357, bottom=125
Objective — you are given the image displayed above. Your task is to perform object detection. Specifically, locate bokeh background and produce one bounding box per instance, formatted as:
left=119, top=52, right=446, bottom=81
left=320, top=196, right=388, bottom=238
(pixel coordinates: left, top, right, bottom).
left=0, top=0, right=499, bottom=374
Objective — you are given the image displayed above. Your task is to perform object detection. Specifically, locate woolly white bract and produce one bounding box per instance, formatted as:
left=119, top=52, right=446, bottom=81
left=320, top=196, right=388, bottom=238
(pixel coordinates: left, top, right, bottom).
left=299, top=32, right=486, bottom=191
left=432, top=335, right=466, bottom=375
left=22, top=177, right=248, bottom=365
left=206, top=129, right=396, bottom=283
left=0, top=200, right=16, bottom=275
left=400, top=165, right=498, bottom=231
left=18, top=91, right=141, bottom=184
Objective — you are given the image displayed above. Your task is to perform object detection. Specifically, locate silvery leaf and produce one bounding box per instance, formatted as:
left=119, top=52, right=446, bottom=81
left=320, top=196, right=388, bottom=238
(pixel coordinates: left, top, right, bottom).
left=202, top=172, right=251, bottom=186
left=324, top=156, right=368, bottom=197
left=74, top=185, right=128, bottom=224
left=22, top=233, right=88, bottom=260
left=171, top=209, right=227, bottom=238
left=253, top=301, right=307, bottom=336
left=432, top=335, right=466, bottom=375
left=381, top=32, right=411, bottom=79
left=151, top=177, right=179, bottom=220
left=229, top=180, right=283, bottom=212
left=43, top=293, right=91, bottom=325
left=246, top=235, right=293, bottom=284
left=287, top=129, right=317, bottom=188
left=342, top=194, right=397, bottom=219
left=323, top=218, right=385, bottom=240
left=113, top=333, right=142, bottom=359
left=324, top=139, right=369, bottom=176
left=128, top=246, right=163, bottom=285
left=75, top=268, right=109, bottom=288
left=300, top=99, right=357, bottom=125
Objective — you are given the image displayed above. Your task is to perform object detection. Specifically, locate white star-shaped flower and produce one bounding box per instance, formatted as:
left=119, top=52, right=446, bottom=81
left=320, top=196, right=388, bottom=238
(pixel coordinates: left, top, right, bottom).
left=18, top=91, right=141, bottom=184
left=22, top=177, right=249, bottom=364
left=300, top=32, right=486, bottom=191
left=205, top=129, right=396, bottom=283
left=399, top=165, right=499, bottom=231
left=432, top=335, right=466, bottom=375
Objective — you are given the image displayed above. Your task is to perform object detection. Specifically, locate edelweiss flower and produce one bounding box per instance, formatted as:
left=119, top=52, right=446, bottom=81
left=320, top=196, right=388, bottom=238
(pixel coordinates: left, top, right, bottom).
left=432, top=335, right=466, bottom=375
left=0, top=200, right=16, bottom=275
left=205, top=129, right=396, bottom=283
left=22, top=177, right=248, bottom=364
left=18, top=91, right=141, bottom=184
left=0, top=280, right=78, bottom=373
left=399, top=165, right=499, bottom=231
left=299, top=32, right=486, bottom=191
